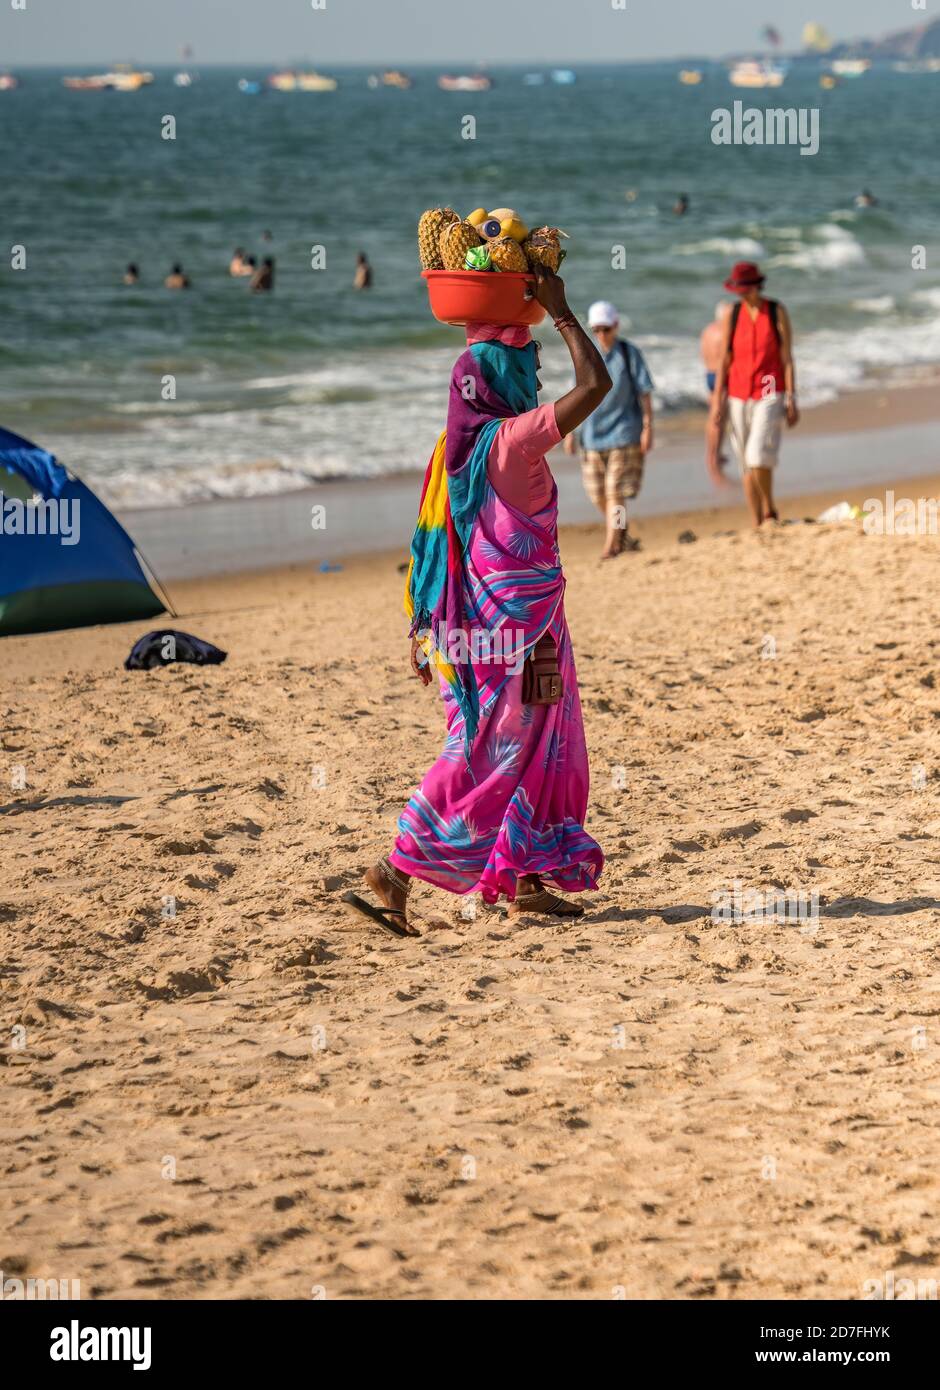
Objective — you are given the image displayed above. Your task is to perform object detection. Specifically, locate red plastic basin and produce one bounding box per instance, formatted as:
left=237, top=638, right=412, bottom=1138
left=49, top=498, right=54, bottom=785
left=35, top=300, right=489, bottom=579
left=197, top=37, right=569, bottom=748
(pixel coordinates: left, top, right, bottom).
left=422, top=269, right=546, bottom=327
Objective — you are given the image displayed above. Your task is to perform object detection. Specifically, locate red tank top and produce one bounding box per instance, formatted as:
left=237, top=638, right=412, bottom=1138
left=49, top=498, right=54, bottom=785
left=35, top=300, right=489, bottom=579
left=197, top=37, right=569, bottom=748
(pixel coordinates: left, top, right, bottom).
left=727, top=300, right=784, bottom=401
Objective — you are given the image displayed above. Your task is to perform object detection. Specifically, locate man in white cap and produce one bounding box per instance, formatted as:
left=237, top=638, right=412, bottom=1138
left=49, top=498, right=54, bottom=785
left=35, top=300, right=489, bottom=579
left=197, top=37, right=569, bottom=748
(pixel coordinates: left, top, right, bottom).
left=564, top=300, right=654, bottom=557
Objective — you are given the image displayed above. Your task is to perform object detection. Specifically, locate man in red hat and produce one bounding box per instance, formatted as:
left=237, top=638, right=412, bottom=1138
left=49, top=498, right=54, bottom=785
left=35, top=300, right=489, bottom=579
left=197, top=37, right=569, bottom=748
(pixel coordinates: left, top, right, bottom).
left=708, top=261, right=799, bottom=527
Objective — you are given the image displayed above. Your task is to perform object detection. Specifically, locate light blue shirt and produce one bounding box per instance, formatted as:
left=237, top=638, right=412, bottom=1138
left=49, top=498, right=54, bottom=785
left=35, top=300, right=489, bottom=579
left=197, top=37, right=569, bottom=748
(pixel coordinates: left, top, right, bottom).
left=580, top=339, right=654, bottom=451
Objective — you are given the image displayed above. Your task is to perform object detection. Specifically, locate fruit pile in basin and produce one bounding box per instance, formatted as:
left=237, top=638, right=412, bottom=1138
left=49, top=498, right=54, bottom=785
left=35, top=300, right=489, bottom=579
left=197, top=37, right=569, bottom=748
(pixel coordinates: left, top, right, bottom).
left=418, top=206, right=567, bottom=272
left=418, top=207, right=568, bottom=326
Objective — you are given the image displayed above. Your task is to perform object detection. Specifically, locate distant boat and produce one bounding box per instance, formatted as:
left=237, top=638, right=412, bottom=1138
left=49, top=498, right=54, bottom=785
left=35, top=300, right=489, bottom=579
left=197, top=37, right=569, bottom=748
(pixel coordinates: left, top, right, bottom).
left=63, top=67, right=154, bottom=91
left=729, top=59, right=785, bottom=88
left=367, top=70, right=412, bottom=89
left=678, top=69, right=703, bottom=85
left=830, top=58, right=871, bottom=78
left=551, top=69, right=576, bottom=84
left=438, top=73, right=491, bottom=92
left=268, top=70, right=338, bottom=92
left=0, top=73, right=18, bottom=91
left=237, top=78, right=263, bottom=95
left=893, top=58, right=940, bottom=73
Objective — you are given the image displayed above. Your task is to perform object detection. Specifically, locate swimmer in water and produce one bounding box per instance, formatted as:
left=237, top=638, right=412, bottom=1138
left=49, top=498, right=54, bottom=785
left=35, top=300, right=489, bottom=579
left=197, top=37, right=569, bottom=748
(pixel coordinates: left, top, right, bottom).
left=164, top=263, right=190, bottom=289
left=251, top=256, right=274, bottom=292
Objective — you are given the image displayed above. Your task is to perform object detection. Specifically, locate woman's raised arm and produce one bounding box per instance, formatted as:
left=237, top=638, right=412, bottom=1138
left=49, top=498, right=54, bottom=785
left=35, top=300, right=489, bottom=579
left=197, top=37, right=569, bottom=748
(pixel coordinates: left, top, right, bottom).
left=532, top=267, right=612, bottom=436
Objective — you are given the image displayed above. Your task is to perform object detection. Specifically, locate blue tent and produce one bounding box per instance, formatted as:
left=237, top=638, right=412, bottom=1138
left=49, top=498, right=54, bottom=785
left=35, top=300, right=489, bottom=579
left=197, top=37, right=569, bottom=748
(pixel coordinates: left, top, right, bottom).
left=0, top=426, right=167, bottom=636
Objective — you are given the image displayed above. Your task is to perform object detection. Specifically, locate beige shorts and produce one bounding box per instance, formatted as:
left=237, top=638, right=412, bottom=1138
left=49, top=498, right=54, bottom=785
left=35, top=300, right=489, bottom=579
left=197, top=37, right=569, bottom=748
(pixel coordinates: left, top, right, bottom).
left=728, top=394, right=785, bottom=471
left=581, top=446, right=645, bottom=510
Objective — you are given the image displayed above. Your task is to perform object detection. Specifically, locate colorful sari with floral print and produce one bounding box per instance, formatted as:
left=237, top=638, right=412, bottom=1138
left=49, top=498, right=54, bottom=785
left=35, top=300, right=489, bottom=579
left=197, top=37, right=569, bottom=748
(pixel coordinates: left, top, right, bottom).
left=393, top=340, right=603, bottom=904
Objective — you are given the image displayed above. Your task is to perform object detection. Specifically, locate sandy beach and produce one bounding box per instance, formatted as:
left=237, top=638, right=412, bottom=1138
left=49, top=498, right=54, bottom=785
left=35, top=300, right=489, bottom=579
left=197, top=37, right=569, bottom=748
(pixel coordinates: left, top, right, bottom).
left=4, top=461, right=939, bottom=1300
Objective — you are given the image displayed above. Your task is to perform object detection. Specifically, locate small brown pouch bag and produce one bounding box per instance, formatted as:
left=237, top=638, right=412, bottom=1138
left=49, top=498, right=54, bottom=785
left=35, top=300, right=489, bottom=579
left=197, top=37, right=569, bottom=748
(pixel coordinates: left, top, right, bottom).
left=521, top=631, right=563, bottom=706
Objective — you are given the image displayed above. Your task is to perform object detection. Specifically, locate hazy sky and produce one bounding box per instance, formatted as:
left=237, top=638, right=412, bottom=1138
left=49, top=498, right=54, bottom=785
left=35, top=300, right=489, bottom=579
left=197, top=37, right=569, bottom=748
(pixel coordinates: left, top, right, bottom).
left=0, top=0, right=904, bottom=65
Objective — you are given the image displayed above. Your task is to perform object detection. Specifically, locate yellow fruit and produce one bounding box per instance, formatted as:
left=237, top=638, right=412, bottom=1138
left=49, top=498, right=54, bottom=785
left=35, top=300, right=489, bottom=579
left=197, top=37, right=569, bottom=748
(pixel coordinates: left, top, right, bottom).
left=488, top=236, right=528, bottom=272
left=466, top=207, right=488, bottom=228
left=418, top=207, right=455, bottom=269
left=485, top=207, right=528, bottom=241
left=440, top=217, right=483, bottom=270
left=501, top=216, right=529, bottom=242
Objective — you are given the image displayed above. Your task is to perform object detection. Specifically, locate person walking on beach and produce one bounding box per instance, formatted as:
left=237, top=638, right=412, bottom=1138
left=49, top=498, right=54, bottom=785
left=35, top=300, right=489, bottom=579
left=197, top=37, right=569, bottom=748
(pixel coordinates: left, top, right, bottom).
left=563, top=300, right=654, bottom=558
left=708, top=262, right=799, bottom=528
left=700, top=301, right=732, bottom=485
left=344, top=266, right=610, bottom=935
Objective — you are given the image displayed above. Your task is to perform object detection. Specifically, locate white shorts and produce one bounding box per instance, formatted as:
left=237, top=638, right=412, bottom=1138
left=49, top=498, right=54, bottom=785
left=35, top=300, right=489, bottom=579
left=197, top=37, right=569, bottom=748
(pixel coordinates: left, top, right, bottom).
left=728, top=394, right=785, bottom=471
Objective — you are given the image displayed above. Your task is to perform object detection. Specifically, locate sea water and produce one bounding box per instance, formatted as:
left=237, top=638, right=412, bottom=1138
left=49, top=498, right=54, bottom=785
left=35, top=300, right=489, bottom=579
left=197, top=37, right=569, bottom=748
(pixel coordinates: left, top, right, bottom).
left=1, top=63, right=938, bottom=508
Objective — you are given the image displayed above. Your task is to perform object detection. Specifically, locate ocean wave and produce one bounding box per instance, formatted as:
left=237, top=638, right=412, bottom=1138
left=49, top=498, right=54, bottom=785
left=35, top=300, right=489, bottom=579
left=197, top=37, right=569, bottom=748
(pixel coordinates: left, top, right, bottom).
left=675, top=236, right=766, bottom=258
left=771, top=224, right=865, bottom=273
left=90, top=458, right=328, bottom=510
left=794, top=315, right=940, bottom=404
left=850, top=296, right=895, bottom=314
left=639, top=312, right=940, bottom=413
left=31, top=296, right=940, bottom=509
left=758, top=226, right=804, bottom=239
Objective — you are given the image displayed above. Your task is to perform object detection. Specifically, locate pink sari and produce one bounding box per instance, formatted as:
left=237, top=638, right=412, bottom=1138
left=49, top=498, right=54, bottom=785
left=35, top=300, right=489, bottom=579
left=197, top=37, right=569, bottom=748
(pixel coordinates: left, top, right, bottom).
left=390, top=476, right=603, bottom=904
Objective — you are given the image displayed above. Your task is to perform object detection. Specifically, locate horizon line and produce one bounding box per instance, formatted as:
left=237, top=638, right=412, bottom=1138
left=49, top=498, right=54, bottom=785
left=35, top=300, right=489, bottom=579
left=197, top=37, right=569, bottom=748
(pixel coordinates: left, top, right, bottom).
left=3, top=53, right=863, bottom=71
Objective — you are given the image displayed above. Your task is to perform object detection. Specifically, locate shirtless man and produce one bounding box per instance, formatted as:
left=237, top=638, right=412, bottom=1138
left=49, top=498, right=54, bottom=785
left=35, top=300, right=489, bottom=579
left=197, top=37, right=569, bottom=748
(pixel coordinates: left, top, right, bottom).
left=164, top=263, right=190, bottom=290
left=700, top=301, right=732, bottom=485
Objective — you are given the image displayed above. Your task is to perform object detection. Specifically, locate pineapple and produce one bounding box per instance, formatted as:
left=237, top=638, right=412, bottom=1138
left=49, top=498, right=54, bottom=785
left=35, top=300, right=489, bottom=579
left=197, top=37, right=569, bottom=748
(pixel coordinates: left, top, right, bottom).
left=439, top=217, right=483, bottom=271
left=523, top=226, right=568, bottom=272
left=418, top=207, right=456, bottom=269
left=488, top=236, right=528, bottom=272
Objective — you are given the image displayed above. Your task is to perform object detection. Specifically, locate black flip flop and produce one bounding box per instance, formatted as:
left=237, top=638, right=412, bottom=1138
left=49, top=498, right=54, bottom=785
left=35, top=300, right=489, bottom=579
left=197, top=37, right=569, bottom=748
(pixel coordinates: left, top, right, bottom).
left=341, top=890, right=416, bottom=938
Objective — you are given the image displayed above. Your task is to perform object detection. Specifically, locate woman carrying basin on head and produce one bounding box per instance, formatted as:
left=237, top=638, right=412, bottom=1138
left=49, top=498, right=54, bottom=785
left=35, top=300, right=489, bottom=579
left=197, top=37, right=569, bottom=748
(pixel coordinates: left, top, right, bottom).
left=345, top=267, right=611, bottom=935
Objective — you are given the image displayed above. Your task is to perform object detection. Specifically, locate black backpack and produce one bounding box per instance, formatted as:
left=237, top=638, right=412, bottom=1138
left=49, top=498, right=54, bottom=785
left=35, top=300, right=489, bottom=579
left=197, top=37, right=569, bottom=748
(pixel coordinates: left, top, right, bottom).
left=618, top=339, right=638, bottom=398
